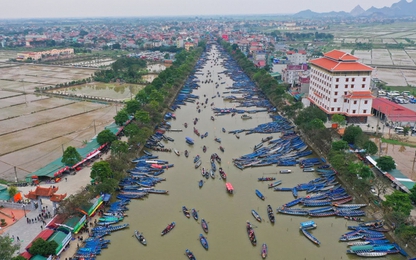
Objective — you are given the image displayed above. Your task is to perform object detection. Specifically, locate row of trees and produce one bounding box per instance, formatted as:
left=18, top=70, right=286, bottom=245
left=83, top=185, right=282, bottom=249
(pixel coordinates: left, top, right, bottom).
left=93, top=57, right=147, bottom=83
left=58, top=43, right=205, bottom=217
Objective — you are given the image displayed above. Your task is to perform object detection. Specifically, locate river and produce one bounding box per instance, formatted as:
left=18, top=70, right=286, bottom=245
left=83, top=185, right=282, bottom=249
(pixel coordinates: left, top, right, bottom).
left=99, top=45, right=404, bottom=260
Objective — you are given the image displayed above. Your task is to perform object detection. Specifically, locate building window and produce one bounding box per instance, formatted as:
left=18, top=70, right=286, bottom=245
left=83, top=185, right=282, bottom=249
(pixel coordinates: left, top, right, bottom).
left=362, top=84, right=365, bottom=88
left=336, top=78, right=339, bottom=82
left=351, top=85, right=354, bottom=89
left=353, top=110, right=356, bottom=114
left=352, top=78, right=355, bottom=82
left=345, top=85, right=348, bottom=88
left=363, top=78, right=366, bottom=82
left=354, top=101, right=357, bottom=104
left=344, top=99, right=347, bottom=102
left=346, top=109, right=349, bottom=113
left=364, top=100, right=368, bottom=104
left=337, top=107, right=341, bottom=111
left=335, top=85, right=338, bottom=89
left=334, top=98, right=337, bottom=102
left=344, top=92, right=347, bottom=95
left=363, top=109, right=367, bottom=113
left=331, top=108, right=334, bottom=111
left=335, top=92, right=338, bottom=95
left=346, top=78, right=349, bottom=82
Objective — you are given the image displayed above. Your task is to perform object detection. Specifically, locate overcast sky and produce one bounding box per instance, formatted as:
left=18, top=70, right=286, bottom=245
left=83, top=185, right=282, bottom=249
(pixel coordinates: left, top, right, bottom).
left=0, top=0, right=402, bottom=19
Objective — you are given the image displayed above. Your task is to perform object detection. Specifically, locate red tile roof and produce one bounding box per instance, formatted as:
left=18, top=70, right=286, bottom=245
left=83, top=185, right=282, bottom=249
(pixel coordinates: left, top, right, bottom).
left=50, top=193, right=67, bottom=202
left=24, top=186, right=59, bottom=199
left=344, top=91, right=374, bottom=99
left=373, top=98, right=416, bottom=122
left=324, top=50, right=359, bottom=61
left=25, top=229, right=55, bottom=250
left=310, top=57, right=373, bottom=72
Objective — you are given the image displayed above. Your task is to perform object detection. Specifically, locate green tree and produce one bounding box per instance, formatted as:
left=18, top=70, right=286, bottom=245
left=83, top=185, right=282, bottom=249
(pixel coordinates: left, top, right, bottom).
left=395, top=224, right=416, bottom=241
left=12, top=256, right=27, bottom=260
left=91, top=178, right=119, bottom=194
left=97, top=129, right=117, bottom=145
left=376, top=156, right=396, bottom=171
left=125, top=99, right=141, bottom=115
left=294, top=106, right=327, bottom=126
left=331, top=114, right=346, bottom=126
left=61, top=146, right=82, bottom=166
left=332, top=140, right=348, bottom=151
left=363, top=140, right=378, bottom=155
left=342, top=125, right=363, bottom=144
left=124, top=123, right=140, bottom=138
left=348, top=161, right=373, bottom=180
left=409, top=184, right=416, bottom=204
left=0, top=235, right=20, bottom=260
left=110, top=140, right=129, bottom=158
left=114, top=110, right=129, bottom=126
left=383, top=191, right=413, bottom=216
left=8, top=186, right=18, bottom=198
left=90, top=161, right=113, bottom=182
left=29, top=238, right=58, bottom=257
left=307, top=118, right=325, bottom=129
left=57, top=191, right=94, bottom=217
left=135, top=110, right=150, bottom=124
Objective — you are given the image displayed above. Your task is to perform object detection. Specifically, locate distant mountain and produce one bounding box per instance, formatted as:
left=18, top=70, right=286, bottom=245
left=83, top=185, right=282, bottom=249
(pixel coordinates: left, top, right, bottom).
left=364, top=0, right=416, bottom=17
left=293, top=0, right=416, bottom=18
left=350, top=5, right=365, bottom=16
left=292, top=9, right=349, bottom=18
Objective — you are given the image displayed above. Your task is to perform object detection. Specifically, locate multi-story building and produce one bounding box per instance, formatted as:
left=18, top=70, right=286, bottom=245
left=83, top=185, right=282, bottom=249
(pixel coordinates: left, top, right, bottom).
left=308, top=50, right=374, bottom=123
left=286, top=50, right=307, bottom=65
left=282, top=64, right=308, bottom=85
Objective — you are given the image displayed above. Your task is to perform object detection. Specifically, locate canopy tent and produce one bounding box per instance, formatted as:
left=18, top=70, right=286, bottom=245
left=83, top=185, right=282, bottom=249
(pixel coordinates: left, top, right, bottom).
left=26, top=122, right=120, bottom=182
left=0, top=185, right=10, bottom=201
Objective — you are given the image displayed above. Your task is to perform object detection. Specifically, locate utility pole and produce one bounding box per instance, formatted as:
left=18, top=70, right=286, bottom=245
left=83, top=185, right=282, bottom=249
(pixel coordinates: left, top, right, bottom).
left=14, top=166, right=17, bottom=183
left=376, top=107, right=380, bottom=135
left=94, top=120, right=97, bottom=135
left=412, top=151, right=416, bottom=180
left=62, top=144, right=65, bottom=155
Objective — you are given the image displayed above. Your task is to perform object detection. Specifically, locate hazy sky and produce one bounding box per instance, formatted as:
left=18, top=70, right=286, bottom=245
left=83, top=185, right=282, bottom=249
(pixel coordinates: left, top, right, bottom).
left=0, top=0, right=402, bottom=19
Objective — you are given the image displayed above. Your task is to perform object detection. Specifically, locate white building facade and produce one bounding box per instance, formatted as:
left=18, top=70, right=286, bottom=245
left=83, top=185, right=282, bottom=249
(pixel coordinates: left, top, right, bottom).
left=308, top=50, right=374, bottom=123
left=286, top=51, right=307, bottom=65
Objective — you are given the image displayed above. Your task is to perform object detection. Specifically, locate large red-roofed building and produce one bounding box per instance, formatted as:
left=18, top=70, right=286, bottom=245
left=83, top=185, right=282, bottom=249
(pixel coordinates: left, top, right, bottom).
left=308, top=50, right=374, bottom=123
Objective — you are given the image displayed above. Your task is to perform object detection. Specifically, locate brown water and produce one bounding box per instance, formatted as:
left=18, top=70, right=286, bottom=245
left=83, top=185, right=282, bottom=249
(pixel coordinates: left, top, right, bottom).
left=58, top=83, right=145, bottom=101
left=99, top=46, right=405, bottom=260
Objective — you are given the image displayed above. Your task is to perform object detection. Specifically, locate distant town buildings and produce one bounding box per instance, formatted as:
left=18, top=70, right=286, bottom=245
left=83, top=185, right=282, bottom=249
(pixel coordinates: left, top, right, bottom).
left=308, top=50, right=374, bottom=123
left=16, top=48, right=74, bottom=61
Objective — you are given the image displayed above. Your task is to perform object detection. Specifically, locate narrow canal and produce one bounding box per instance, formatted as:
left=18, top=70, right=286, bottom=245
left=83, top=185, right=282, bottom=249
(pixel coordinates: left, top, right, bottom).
left=99, top=45, right=403, bottom=260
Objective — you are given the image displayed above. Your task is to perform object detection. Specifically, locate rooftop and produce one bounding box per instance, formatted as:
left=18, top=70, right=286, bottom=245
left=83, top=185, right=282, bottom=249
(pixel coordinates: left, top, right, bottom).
left=310, top=57, right=373, bottom=72
left=324, top=50, right=359, bottom=61
left=372, top=98, right=416, bottom=122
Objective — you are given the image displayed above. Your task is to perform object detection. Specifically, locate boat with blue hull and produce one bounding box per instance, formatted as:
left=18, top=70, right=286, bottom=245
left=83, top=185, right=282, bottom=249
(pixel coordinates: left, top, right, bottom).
left=301, top=228, right=321, bottom=245
left=252, top=209, right=262, bottom=222
left=185, top=249, right=196, bottom=260
left=201, top=219, right=209, bottom=233
left=255, top=189, right=265, bottom=200
left=199, top=234, right=209, bottom=250
left=191, top=208, right=199, bottom=220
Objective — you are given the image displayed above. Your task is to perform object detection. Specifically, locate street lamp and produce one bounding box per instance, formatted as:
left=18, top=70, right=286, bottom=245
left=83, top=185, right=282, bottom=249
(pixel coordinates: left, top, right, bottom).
left=22, top=204, right=26, bottom=217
